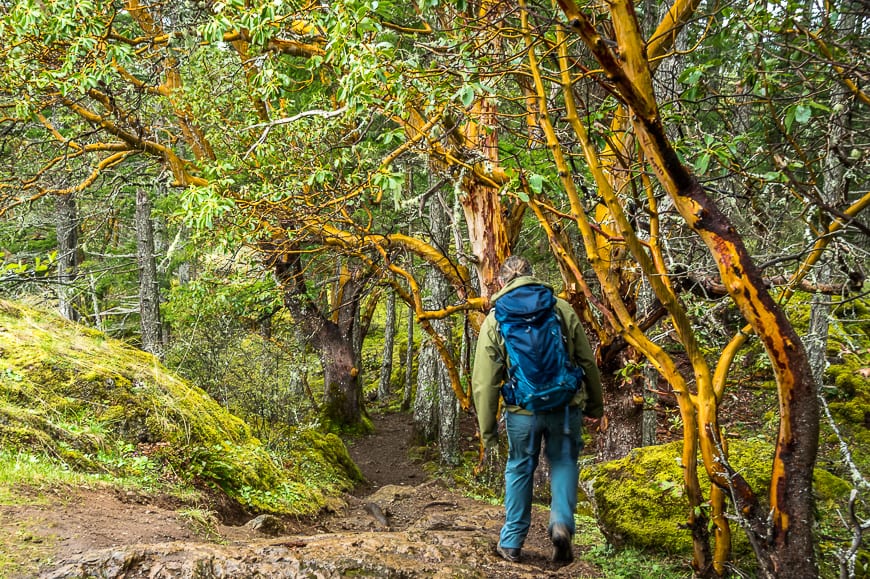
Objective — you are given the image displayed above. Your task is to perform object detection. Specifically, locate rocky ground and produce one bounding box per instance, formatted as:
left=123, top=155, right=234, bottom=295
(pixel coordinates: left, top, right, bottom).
left=1, top=412, right=603, bottom=578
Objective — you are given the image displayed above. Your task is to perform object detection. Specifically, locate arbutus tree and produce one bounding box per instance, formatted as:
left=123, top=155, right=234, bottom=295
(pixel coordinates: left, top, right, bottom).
left=516, top=0, right=867, bottom=574
left=0, top=0, right=483, bottom=428
left=2, top=2, right=867, bottom=574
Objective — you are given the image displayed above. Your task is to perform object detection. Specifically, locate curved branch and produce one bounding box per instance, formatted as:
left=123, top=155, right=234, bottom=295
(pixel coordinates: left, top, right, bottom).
left=59, top=97, right=206, bottom=188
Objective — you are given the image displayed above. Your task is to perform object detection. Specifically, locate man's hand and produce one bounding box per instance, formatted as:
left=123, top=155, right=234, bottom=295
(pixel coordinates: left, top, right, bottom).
left=474, top=444, right=498, bottom=472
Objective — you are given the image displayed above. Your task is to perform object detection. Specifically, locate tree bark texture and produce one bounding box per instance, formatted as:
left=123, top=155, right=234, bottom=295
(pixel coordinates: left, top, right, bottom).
left=402, top=300, right=415, bottom=412
left=54, top=192, right=80, bottom=322
left=437, top=360, right=461, bottom=465
left=458, top=97, right=512, bottom=298
left=641, top=362, right=658, bottom=447
left=414, top=338, right=439, bottom=442
left=135, top=189, right=163, bottom=358
left=320, top=321, right=366, bottom=427
left=598, top=350, right=645, bottom=460
left=414, top=195, right=460, bottom=463
left=331, top=266, right=368, bottom=426
left=808, top=80, right=850, bottom=387
left=378, top=290, right=396, bottom=400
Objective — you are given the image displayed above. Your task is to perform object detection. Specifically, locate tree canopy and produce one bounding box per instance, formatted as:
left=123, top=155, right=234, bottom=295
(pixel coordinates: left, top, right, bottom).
left=1, top=0, right=867, bottom=576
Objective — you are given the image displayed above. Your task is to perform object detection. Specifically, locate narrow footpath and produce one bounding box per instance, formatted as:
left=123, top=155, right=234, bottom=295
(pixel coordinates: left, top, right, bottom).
left=16, top=412, right=602, bottom=578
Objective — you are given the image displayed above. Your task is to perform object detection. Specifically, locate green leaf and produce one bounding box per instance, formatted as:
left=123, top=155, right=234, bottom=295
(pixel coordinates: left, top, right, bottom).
left=680, top=68, right=703, bottom=86
left=794, top=104, right=811, bottom=124
left=528, top=173, right=545, bottom=194
left=695, top=153, right=710, bottom=174
left=458, top=85, right=475, bottom=107
left=784, top=107, right=795, bottom=132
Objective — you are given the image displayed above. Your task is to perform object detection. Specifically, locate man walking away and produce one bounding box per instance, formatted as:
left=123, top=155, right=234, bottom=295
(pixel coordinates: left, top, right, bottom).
left=472, top=256, right=603, bottom=564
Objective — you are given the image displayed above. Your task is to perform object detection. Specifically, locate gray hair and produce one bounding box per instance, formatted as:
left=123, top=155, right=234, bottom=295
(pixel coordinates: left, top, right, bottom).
left=498, top=255, right=533, bottom=285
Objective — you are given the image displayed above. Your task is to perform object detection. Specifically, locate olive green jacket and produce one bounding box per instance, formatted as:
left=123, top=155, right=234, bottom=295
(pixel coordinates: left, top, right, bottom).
left=471, top=276, right=604, bottom=448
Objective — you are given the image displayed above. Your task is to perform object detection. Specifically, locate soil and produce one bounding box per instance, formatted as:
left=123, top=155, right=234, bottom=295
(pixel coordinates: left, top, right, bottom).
left=0, top=411, right=603, bottom=578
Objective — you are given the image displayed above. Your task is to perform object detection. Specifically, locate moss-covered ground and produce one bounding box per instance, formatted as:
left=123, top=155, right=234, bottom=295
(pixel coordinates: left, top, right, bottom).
left=0, top=299, right=360, bottom=516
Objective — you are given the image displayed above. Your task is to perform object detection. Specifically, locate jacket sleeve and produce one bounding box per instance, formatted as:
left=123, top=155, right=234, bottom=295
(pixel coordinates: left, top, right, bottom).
left=559, top=300, right=604, bottom=418
left=471, top=313, right=505, bottom=448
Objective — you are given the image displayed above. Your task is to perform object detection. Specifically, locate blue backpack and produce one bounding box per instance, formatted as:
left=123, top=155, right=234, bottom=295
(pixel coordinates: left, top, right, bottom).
left=494, top=284, right=585, bottom=412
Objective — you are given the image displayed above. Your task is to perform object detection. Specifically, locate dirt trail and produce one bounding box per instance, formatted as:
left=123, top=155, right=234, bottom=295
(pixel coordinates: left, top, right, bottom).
left=1, top=412, right=602, bottom=578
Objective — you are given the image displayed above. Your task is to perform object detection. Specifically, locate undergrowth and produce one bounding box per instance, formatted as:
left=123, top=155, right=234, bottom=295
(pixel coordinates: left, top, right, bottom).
left=0, top=448, right=200, bottom=507
left=574, top=514, right=691, bottom=579
left=0, top=299, right=358, bottom=516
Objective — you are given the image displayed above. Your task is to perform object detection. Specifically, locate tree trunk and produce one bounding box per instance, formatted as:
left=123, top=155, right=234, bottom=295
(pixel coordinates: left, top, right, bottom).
left=598, top=349, right=645, bottom=460
left=378, top=290, right=396, bottom=400
left=459, top=178, right=510, bottom=298
left=402, top=299, right=415, bottom=411
left=808, top=69, right=850, bottom=386
left=642, top=362, right=658, bottom=446
left=430, top=192, right=460, bottom=463
left=264, top=246, right=367, bottom=428
left=437, top=351, right=460, bottom=464
left=332, top=267, right=368, bottom=425
left=135, top=188, right=163, bottom=358
left=414, top=337, right=439, bottom=442
left=458, top=94, right=512, bottom=297
left=88, top=273, right=104, bottom=331
left=321, top=321, right=366, bottom=426
left=54, top=192, right=80, bottom=321
left=413, top=194, right=460, bottom=462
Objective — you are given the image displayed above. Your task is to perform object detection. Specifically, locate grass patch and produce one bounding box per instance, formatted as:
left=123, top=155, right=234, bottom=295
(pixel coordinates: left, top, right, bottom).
left=0, top=523, right=55, bottom=579
left=0, top=449, right=114, bottom=506
left=0, top=448, right=201, bottom=507
left=177, top=507, right=222, bottom=541
left=574, top=515, right=691, bottom=578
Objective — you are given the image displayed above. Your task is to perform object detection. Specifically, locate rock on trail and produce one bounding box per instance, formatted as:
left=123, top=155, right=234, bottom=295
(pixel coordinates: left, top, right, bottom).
left=42, top=482, right=598, bottom=578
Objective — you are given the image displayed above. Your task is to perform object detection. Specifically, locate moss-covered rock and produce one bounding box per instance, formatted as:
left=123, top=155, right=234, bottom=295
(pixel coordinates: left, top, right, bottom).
left=0, top=299, right=358, bottom=515
left=823, top=298, right=870, bottom=480
left=581, top=440, right=850, bottom=560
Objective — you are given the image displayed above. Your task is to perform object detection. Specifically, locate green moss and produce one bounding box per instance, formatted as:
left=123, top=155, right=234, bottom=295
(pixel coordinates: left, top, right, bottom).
left=824, top=299, right=870, bottom=477
left=0, top=299, right=359, bottom=515
left=813, top=468, right=852, bottom=506
left=828, top=357, right=869, bottom=399
left=582, top=440, right=850, bottom=561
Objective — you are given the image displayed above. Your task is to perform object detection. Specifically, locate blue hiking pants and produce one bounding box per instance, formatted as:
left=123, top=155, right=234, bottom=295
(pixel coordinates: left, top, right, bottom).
left=499, top=405, right=583, bottom=549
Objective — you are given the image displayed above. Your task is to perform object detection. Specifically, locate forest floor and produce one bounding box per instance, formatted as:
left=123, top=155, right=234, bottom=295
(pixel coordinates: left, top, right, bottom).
left=0, top=411, right=604, bottom=578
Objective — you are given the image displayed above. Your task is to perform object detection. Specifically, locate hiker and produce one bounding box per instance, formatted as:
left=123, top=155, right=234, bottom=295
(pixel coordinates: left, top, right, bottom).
left=472, top=255, right=603, bottom=564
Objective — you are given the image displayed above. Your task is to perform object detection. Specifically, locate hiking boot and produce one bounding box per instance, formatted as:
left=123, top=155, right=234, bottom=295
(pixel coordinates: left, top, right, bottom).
left=550, top=523, right=574, bottom=563
left=496, top=542, right=522, bottom=563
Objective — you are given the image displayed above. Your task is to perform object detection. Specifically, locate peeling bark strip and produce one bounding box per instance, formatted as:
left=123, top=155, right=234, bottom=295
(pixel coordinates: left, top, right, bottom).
left=458, top=97, right=512, bottom=298
left=657, top=153, right=819, bottom=575
left=459, top=178, right=511, bottom=298
left=636, top=60, right=819, bottom=579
